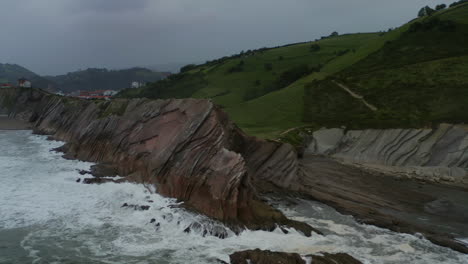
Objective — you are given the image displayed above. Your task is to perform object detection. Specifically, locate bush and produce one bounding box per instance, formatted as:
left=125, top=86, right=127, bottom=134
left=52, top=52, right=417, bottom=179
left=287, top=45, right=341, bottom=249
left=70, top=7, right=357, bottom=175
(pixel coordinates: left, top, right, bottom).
left=264, top=63, right=273, bottom=71
left=263, top=64, right=321, bottom=94
left=180, top=64, right=197, bottom=73
left=409, top=18, right=456, bottom=32
left=435, top=4, right=447, bottom=10
left=309, top=44, right=321, bottom=52
left=418, top=6, right=436, bottom=17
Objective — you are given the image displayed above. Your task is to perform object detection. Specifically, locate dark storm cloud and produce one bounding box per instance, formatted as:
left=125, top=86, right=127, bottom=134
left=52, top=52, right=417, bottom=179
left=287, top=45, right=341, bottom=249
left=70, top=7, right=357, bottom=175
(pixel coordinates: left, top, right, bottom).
left=0, top=0, right=452, bottom=75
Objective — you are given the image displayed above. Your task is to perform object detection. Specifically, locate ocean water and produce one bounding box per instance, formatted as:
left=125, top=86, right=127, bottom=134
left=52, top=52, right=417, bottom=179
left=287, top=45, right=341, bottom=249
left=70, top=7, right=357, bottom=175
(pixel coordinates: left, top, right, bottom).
left=0, top=130, right=467, bottom=264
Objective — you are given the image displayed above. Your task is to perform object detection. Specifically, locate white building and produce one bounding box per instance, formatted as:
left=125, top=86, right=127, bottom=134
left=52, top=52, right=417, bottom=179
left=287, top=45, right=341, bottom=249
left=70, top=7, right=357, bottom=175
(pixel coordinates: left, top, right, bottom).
left=18, top=78, right=32, bottom=88
left=131, top=81, right=146, bottom=89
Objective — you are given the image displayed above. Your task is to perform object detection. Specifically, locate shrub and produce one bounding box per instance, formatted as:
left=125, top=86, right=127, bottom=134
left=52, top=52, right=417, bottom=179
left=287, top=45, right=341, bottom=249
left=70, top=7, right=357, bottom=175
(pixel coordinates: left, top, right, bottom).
left=180, top=64, right=197, bottom=73
left=264, top=63, right=273, bottom=71
left=309, top=44, right=321, bottom=52
left=435, top=4, right=447, bottom=10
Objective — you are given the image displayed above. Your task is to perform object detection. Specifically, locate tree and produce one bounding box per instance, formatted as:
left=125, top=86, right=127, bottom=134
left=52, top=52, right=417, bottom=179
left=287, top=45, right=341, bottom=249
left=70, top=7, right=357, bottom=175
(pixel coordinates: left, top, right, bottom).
left=435, top=4, right=446, bottom=10
left=330, top=31, right=339, bottom=37
left=180, top=64, right=197, bottom=73
left=418, top=6, right=436, bottom=17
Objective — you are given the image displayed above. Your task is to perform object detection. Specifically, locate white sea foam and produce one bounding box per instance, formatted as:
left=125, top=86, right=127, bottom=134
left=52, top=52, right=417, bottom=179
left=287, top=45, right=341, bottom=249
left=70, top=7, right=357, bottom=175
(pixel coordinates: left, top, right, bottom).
left=1, top=130, right=467, bottom=264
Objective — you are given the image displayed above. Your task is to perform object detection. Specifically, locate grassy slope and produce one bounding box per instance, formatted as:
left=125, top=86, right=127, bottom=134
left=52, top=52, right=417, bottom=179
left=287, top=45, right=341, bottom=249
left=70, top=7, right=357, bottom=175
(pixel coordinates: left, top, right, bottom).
left=120, top=3, right=468, bottom=140
left=302, top=4, right=468, bottom=130
left=227, top=29, right=412, bottom=138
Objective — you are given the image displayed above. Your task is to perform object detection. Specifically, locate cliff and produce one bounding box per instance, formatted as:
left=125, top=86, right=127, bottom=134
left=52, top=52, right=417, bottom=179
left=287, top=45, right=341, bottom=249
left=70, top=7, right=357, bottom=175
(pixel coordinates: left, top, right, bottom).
left=0, top=88, right=312, bottom=234
left=307, top=126, right=468, bottom=186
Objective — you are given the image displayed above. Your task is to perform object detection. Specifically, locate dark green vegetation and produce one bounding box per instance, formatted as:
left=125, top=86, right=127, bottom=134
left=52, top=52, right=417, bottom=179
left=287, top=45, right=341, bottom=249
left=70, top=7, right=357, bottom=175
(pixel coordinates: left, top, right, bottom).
left=0, top=63, right=54, bottom=90
left=45, top=68, right=168, bottom=93
left=119, top=3, right=468, bottom=142
left=305, top=4, right=468, bottom=131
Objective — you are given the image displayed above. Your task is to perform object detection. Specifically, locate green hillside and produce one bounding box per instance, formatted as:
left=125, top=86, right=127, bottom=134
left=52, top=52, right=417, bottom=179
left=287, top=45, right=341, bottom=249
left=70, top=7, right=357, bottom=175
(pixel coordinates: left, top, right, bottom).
left=119, top=2, right=468, bottom=140
left=0, top=63, right=54, bottom=89
left=45, top=68, right=169, bottom=93
left=304, top=3, right=468, bottom=131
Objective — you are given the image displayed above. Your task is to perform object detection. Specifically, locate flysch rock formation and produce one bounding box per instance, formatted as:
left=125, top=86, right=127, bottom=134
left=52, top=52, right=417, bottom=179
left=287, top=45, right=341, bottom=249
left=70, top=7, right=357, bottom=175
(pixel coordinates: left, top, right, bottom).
left=307, top=126, right=468, bottom=186
left=0, top=88, right=315, bottom=235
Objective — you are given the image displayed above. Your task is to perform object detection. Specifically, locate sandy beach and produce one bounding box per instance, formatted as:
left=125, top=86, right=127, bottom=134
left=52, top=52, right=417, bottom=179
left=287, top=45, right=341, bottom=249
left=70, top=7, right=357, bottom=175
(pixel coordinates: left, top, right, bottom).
left=0, top=115, right=30, bottom=130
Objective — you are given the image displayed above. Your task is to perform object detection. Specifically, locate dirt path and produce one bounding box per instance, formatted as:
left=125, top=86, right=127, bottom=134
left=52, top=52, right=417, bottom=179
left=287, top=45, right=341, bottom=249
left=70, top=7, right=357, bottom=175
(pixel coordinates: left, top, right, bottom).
left=332, top=81, right=378, bottom=111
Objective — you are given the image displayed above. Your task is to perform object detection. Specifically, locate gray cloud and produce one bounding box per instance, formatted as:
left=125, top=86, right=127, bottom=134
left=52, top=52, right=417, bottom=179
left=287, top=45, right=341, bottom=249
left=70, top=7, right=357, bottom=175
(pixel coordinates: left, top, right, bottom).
left=0, top=0, right=451, bottom=75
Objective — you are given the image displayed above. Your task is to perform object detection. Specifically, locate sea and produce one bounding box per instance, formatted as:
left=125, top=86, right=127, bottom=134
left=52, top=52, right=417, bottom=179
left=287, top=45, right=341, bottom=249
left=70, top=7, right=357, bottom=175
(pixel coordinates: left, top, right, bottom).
left=0, top=130, right=467, bottom=264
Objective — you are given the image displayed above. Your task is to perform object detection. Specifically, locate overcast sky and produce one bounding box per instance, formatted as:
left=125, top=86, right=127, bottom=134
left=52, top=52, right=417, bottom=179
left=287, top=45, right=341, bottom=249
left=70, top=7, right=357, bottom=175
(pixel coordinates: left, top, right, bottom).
left=0, top=0, right=450, bottom=75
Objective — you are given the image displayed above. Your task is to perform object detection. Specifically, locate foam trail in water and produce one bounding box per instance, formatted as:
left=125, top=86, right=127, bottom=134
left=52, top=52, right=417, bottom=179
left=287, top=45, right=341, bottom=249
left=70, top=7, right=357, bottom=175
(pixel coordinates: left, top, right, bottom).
left=1, top=130, right=467, bottom=264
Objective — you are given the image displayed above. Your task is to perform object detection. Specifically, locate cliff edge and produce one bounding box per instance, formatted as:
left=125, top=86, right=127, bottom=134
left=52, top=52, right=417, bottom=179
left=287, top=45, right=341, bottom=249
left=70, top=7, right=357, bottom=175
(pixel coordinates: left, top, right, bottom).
left=0, top=88, right=314, bottom=234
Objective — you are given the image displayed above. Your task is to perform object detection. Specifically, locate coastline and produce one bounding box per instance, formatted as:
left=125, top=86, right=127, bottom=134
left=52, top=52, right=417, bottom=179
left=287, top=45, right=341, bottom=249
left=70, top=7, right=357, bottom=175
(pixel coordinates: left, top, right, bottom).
left=0, top=116, right=31, bottom=130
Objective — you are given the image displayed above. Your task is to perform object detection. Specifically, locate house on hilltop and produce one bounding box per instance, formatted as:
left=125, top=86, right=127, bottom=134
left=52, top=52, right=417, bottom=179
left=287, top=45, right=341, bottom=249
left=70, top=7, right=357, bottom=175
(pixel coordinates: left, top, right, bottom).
left=18, top=78, right=32, bottom=88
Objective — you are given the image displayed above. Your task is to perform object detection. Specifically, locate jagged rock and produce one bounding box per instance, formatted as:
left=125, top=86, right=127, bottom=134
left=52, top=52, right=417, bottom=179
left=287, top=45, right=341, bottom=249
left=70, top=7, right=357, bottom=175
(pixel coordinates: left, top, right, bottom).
left=90, top=164, right=118, bottom=178
left=120, top=203, right=150, bottom=211
left=150, top=218, right=156, bottom=223
left=229, top=249, right=362, bottom=264
left=82, top=177, right=109, bottom=184
left=0, top=88, right=313, bottom=234
left=306, top=252, right=363, bottom=264
left=230, top=249, right=304, bottom=264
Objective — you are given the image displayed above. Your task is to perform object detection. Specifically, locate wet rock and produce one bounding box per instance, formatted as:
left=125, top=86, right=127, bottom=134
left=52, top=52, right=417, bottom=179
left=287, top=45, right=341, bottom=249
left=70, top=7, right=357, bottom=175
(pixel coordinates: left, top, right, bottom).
left=90, top=164, right=118, bottom=178
left=139, top=205, right=150, bottom=211
left=210, top=225, right=229, bottom=239
left=230, top=250, right=363, bottom=264
left=230, top=249, right=304, bottom=264
left=82, top=178, right=106, bottom=184
left=76, top=178, right=81, bottom=183
left=306, top=252, right=362, bottom=264
left=121, top=203, right=150, bottom=211
left=78, top=170, right=89, bottom=175
left=150, top=218, right=156, bottom=223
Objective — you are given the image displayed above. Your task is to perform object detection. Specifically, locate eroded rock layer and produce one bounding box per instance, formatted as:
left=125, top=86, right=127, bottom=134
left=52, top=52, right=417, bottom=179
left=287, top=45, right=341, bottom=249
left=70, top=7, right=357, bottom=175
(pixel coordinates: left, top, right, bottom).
left=0, top=88, right=310, bottom=233
left=307, top=126, right=468, bottom=185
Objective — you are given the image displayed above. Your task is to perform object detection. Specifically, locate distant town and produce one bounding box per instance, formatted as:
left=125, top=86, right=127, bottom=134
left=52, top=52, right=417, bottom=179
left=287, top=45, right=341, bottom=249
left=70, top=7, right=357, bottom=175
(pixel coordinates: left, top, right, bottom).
left=0, top=78, right=147, bottom=100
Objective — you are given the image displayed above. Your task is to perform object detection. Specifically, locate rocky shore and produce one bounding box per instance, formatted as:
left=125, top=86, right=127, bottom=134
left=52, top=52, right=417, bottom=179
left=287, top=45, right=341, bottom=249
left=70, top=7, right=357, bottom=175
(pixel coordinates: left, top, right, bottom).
left=0, top=88, right=314, bottom=235
left=2, top=88, right=467, bottom=257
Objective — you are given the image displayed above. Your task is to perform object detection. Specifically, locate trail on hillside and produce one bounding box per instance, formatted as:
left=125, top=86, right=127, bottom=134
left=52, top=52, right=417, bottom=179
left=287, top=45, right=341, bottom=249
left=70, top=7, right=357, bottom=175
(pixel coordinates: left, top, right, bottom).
left=332, top=80, right=378, bottom=111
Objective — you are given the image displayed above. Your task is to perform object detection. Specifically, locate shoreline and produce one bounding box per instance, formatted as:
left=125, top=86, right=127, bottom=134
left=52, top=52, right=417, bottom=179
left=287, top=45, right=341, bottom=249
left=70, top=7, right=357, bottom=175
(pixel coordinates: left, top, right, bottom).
left=0, top=116, right=31, bottom=130
left=295, top=155, right=468, bottom=253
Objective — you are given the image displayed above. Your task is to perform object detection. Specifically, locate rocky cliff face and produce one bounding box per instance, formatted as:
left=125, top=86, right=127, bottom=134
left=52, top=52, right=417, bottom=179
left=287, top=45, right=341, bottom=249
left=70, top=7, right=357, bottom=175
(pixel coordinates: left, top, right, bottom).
left=307, top=126, right=468, bottom=186
left=0, top=88, right=311, bottom=233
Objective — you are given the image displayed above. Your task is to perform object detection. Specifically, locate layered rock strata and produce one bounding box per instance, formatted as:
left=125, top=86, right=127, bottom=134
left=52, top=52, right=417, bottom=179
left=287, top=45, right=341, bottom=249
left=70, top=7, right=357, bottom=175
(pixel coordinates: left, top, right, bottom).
left=0, top=88, right=312, bottom=234
left=307, top=126, right=468, bottom=186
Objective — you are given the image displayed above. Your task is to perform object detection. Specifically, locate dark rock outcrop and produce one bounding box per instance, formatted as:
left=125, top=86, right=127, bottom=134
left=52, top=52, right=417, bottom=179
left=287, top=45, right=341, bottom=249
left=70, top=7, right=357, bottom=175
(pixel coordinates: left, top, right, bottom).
left=0, top=88, right=313, bottom=234
left=229, top=249, right=362, bottom=264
